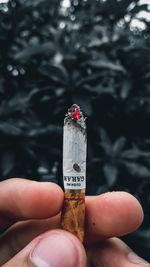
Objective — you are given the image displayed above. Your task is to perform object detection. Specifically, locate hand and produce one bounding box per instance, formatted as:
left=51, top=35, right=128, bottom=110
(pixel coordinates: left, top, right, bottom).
left=0, top=178, right=149, bottom=267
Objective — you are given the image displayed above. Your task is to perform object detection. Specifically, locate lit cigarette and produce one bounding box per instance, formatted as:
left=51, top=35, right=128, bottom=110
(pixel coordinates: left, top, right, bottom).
left=61, top=104, right=87, bottom=242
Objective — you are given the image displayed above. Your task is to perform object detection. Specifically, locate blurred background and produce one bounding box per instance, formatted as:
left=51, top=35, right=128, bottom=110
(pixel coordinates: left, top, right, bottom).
left=0, top=0, right=150, bottom=261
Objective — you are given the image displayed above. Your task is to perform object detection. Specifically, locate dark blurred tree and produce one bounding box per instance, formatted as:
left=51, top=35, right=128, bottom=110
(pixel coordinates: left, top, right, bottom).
left=0, top=0, right=150, bottom=261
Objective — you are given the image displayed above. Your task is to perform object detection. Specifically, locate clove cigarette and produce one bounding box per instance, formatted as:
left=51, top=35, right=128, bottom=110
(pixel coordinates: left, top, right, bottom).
left=61, top=104, right=87, bottom=242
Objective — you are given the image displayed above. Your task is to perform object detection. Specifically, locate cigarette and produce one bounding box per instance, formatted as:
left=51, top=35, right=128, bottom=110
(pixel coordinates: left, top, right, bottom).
left=61, top=104, right=87, bottom=242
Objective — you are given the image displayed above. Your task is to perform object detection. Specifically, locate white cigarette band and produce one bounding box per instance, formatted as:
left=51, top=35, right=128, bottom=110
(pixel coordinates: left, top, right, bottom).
left=63, top=174, right=86, bottom=190
left=63, top=106, right=87, bottom=190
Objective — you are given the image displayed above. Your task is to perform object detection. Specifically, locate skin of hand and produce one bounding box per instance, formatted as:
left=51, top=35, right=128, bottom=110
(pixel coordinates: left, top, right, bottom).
left=0, top=178, right=149, bottom=267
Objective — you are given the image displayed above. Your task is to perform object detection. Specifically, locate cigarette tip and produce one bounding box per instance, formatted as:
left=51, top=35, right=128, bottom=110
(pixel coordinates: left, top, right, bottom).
left=64, top=104, right=86, bottom=129
left=68, top=104, right=81, bottom=121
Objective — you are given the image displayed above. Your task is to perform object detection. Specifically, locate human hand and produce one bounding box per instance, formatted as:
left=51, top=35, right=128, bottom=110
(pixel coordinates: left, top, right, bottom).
left=0, top=178, right=149, bottom=267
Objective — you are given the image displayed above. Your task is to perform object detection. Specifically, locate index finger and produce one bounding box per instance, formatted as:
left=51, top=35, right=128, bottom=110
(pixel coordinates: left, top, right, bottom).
left=0, top=178, right=64, bottom=228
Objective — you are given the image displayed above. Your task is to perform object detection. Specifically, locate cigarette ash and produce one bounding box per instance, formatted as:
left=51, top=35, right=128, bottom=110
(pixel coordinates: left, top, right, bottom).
left=64, top=104, right=86, bottom=130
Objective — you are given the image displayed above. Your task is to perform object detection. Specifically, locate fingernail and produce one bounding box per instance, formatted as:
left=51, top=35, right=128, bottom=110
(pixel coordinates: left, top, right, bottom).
left=128, top=252, right=150, bottom=266
left=30, top=233, right=79, bottom=267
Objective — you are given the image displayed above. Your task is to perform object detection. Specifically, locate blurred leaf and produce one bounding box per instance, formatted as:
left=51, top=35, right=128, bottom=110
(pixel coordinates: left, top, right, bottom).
left=112, top=136, right=126, bottom=155
left=1, top=151, right=15, bottom=176
left=88, top=37, right=109, bottom=48
left=23, top=0, right=60, bottom=8
left=76, top=73, right=103, bottom=87
left=84, top=84, right=115, bottom=95
left=13, top=42, right=55, bottom=63
left=124, top=162, right=150, bottom=178
left=136, top=229, right=150, bottom=239
left=119, top=79, right=132, bottom=99
left=83, top=60, right=126, bottom=73
left=103, top=163, right=118, bottom=186
left=38, top=64, right=68, bottom=84
left=144, top=71, right=150, bottom=80
left=0, top=95, right=30, bottom=117
left=24, top=0, right=48, bottom=7
left=130, top=4, right=149, bottom=15
left=100, top=128, right=112, bottom=155
left=28, top=125, right=62, bottom=137
left=121, top=148, right=150, bottom=160
left=0, top=122, right=22, bottom=135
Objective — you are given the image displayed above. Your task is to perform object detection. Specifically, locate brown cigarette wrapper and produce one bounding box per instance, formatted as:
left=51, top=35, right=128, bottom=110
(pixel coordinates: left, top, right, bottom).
left=61, top=191, right=85, bottom=243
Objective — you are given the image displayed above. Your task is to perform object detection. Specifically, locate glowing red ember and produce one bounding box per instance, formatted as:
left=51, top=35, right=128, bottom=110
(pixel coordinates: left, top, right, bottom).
left=71, top=104, right=81, bottom=121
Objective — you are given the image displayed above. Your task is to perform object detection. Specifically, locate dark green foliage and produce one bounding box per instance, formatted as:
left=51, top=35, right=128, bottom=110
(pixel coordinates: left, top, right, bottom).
left=0, top=0, right=150, bottom=260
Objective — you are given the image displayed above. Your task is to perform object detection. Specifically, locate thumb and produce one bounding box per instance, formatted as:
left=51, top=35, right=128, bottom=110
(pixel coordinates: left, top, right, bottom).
left=3, top=230, right=87, bottom=267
